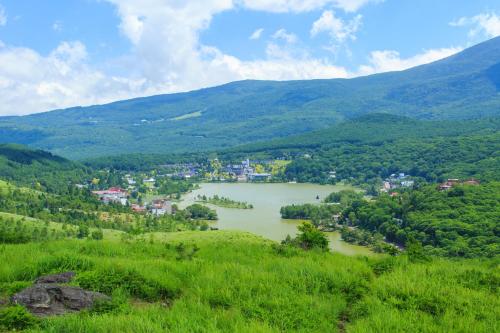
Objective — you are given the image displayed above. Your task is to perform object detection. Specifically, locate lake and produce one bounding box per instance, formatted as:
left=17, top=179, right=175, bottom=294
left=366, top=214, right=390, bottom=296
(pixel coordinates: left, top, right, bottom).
left=180, top=182, right=373, bottom=256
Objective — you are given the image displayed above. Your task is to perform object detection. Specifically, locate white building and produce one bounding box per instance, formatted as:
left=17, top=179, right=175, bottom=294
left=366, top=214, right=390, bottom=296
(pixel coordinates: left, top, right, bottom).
left=151, top=200, right=173, bottom=216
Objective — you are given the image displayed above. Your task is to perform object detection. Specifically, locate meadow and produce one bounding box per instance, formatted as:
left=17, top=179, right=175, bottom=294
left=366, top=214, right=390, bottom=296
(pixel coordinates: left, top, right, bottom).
left=0, top=231, right=498, bottom=332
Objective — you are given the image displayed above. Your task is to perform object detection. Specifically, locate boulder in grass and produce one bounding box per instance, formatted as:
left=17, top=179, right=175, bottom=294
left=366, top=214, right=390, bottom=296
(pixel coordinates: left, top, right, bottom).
left=11, top=284, right=109, bottom=316
left=10, top=272, right=110, bottom=317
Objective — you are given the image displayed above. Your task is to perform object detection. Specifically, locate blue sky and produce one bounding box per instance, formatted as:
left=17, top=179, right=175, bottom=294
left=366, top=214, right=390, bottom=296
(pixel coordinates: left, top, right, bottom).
left=0, top=0, right=499, bottom=115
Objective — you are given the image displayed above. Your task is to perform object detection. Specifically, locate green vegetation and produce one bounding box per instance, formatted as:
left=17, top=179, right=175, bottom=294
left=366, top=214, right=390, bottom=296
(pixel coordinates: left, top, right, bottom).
left=157, top=179, right=196, bottom=197
left=325, top=190, right=364, bottom=205
left=279, top=222, right=330, bottom=252
left=340, top=227, right=400, bottom=255
left=0, top=305, right=38, bottom=331
left=0, top=231, right=497, bottom=332
left=280, top=204, right=340, bottom=222
left=0, top=36, right=499, bottom=331
left=228, top=115, right=500, bottom=185
left=197, top=194, right=253, bottom=209
left=0, top=146, right=498, bottom=331
left=184, top=204, right=218, bottom=220
left=0, top=144, right=91, bottom=193
left=341, top=182, right=500, bottom=257
left=2, top=37, right=500, bottom=158
left=280, top=190, right=364, bottom=225
left=0, top=214, right=77, bottom=244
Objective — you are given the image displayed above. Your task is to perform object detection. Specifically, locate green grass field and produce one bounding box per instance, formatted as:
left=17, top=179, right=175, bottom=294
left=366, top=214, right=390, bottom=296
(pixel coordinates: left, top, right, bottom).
left=0, top=231, right=497, bottom=332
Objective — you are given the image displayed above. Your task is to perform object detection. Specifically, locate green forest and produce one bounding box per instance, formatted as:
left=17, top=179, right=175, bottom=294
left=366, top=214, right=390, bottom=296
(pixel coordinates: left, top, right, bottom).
left=340, top=182, right=499, bottom=257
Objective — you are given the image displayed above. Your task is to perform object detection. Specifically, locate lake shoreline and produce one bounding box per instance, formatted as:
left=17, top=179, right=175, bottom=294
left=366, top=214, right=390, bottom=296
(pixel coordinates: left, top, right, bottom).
left=181, top=182, right=374, bottom=256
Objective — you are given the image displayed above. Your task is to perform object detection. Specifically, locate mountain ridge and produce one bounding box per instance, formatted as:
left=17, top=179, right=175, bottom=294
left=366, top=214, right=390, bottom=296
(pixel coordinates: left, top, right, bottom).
left=1, top=36, right=499, bottom=159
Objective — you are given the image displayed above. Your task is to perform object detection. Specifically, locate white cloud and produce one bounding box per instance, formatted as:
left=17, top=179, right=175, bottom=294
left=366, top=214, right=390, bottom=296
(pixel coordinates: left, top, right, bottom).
left=249, top=28, right=264, bottom=40
left=358, top=47, right=463, bottom=75
left=311, top=10, right=362, bottom=42
left=0, top=0, right=353, bottom=115
left=1, top=0, right=459, bottom=117
left=240, top=0, right=380, bottom=13
left=0, top=41, right=151, bottom=115
left=0, top=5, right=7, bottom=26
left=104, top=0, right=345, bottom=92
left=272, top=28, right=298, bottom=43
left=450, top=13, right=500, bottom=39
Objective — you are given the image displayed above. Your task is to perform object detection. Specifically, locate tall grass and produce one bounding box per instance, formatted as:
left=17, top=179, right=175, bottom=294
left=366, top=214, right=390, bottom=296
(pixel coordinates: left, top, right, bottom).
left=0, top=231, right=497, bottom=332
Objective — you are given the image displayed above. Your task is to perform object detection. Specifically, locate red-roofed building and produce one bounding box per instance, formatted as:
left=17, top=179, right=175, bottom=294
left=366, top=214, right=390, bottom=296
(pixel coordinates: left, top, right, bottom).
left=131, top=204, right=146, bottom=213
left=92, top=187, right=129, bottom=205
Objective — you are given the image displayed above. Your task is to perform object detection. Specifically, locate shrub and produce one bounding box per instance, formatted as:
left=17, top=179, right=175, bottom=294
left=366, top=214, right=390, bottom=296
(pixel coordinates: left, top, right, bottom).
left=296, top=222, right=329, bottom=251
left=0, top=305, right=38, bottom=330
left=91, top=229, right=104, bottom=240
left=89, top=289, right=130, bottom=315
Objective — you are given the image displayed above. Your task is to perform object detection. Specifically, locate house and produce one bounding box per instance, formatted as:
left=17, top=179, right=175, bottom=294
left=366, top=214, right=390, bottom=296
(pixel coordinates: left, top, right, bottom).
left=401, top=180, right=414, bottom=187
left=143, top=178, right=156, bottom=184
left=92, top=187, right=129, bottom=205
left=126, top=177, right=136, bottom=185
left=248, top=173, right=271, bottom=181
left=131, top=204, right=146, bottom=213
left=438, top=179, right=461, bottom=191
left=150, top=199, right=173, bottom=216
left=332, top=214, right=341, bottom=223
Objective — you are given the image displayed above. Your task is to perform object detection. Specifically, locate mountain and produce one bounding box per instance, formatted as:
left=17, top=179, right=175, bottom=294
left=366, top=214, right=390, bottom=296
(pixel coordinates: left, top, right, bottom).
left=1, top=37, right=500, bottom=159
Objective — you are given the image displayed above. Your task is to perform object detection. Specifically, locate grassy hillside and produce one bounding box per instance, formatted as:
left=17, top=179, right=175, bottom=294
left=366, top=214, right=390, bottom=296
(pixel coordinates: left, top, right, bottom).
left=0, top=144, right=90, bottom=192
left=1, top=37, right=499, bottom=159
left=0, top=233, right=497, bottom=332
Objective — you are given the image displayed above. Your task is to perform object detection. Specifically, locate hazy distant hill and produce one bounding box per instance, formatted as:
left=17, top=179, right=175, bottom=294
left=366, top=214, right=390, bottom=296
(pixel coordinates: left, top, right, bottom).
left=1, top=37, right=499, bottom=159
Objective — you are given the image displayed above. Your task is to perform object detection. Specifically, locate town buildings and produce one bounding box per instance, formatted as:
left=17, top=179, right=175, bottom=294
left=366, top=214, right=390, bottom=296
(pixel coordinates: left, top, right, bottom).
left=150, top=199, right=173, bottom=216
left=92, top=187, right=129, bottom=205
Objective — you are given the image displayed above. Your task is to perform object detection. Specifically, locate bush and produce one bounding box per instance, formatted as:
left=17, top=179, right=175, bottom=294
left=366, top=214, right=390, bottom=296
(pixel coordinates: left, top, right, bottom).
left=89, top=289, right=130, bottom=315
left=91, top=229, right=104, bottom=240
left=184, top=204, right=217, bottom=220
left=296, top=222, right=329, bottom=251
left=0, top=305, right=38, bottom=330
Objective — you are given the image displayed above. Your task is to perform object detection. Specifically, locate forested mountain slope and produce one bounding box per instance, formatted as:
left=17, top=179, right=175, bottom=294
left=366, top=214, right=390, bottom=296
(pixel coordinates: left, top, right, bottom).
left=0, top=37, right=499, bottom=159
left=0, top=144, right=90, bottom=191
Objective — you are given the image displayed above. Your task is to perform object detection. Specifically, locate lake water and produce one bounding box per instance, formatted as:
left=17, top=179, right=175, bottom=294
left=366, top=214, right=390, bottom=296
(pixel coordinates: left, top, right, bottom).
left=180, top=183, right=373, bottom=256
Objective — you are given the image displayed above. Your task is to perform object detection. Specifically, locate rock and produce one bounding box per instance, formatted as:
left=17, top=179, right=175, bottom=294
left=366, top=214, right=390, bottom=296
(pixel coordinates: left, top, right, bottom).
left=11, top=284, right=110, bottom=317
left=35, top=272, right=76, bottom=284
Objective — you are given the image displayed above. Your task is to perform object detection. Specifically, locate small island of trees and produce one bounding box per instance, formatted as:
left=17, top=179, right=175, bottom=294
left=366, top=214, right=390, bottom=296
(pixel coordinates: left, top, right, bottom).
left=196, top=194, right=253, bottom=209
